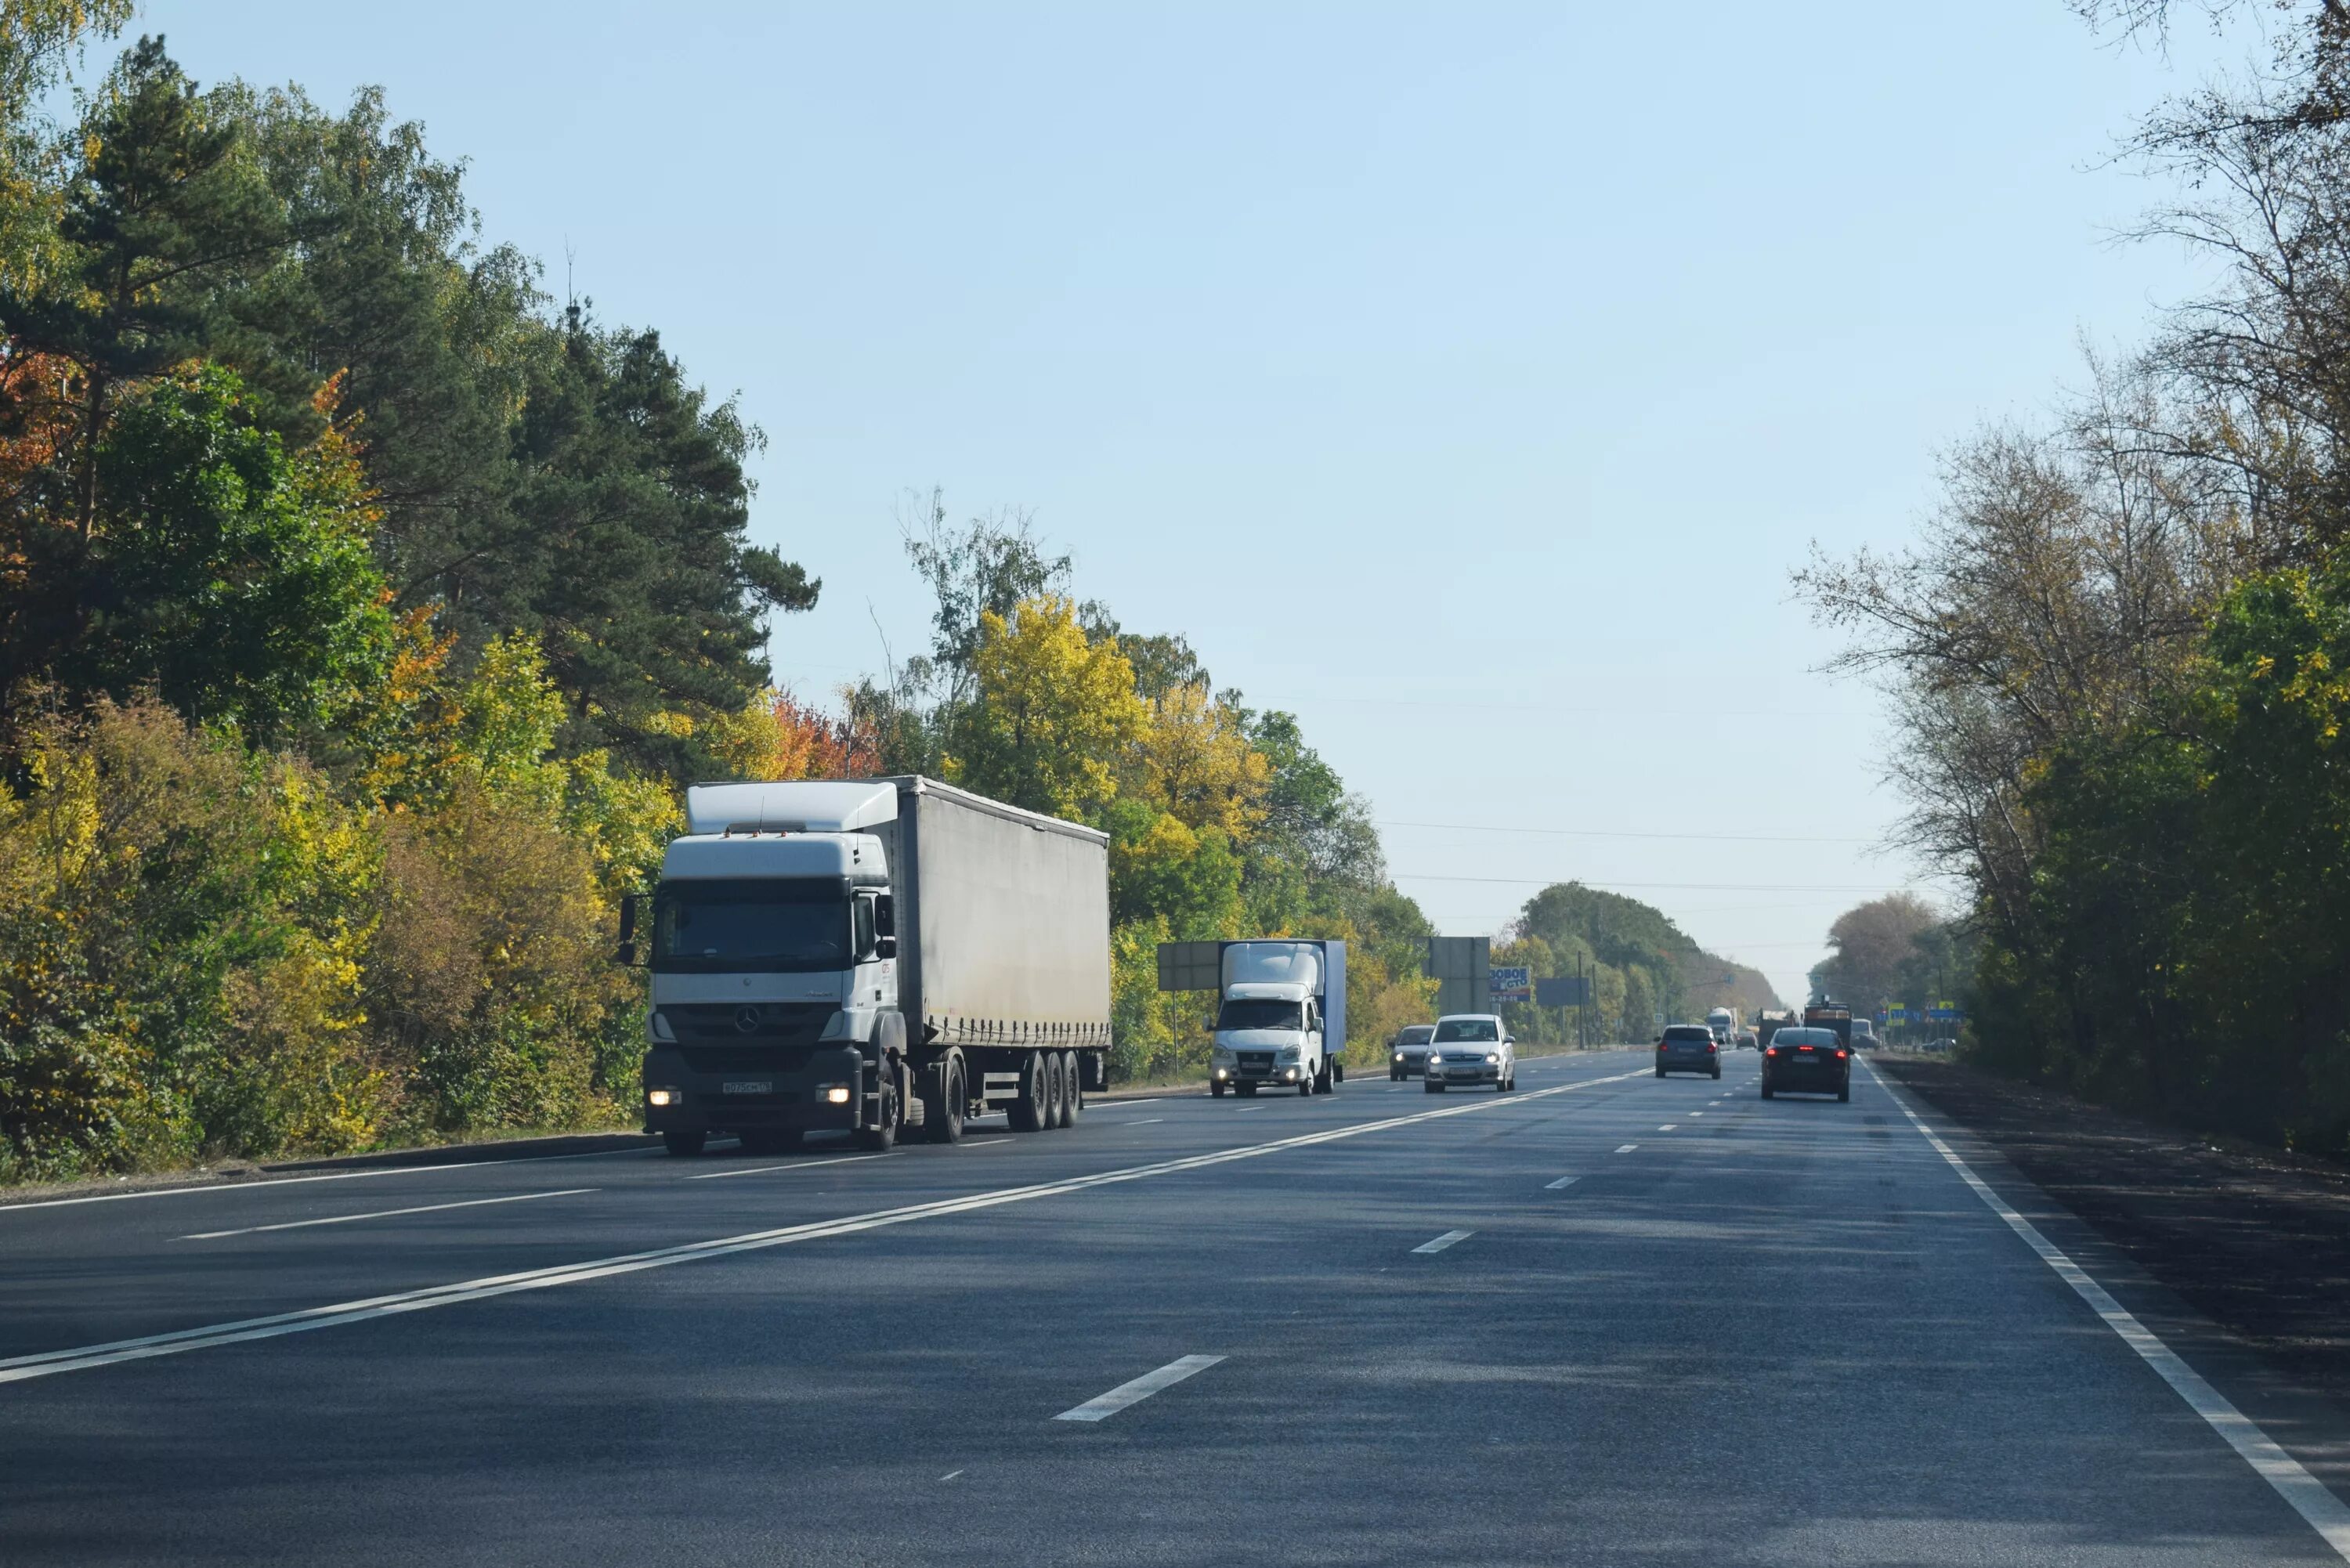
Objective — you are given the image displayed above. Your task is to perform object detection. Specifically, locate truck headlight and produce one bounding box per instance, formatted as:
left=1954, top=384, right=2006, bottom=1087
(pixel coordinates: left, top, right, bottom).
left=1285, top=1068, right=1298, bottom=1080
left=646, top=1087, right=679, bottom=1107
left=825, top=1085, right=852, bottom=1105
left=1214, top=1068, right=1227, bottom=1080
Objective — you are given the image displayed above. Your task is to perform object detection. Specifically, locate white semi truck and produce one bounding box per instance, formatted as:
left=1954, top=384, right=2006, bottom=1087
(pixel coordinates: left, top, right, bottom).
left=1206, top=939, right=1347, bottom=1097
left=620, top=776, right=1112, bottom=1155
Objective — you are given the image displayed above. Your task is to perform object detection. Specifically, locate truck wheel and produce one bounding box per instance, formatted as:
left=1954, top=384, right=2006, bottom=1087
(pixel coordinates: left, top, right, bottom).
left=1333, top=1059, right=1344, bottom=1085
left=859, top=1062, right=902, bottom=1152
left=1297, top=1073, right=1313, bottom=1097
left=1059, top=1051, right=1081, bottom=1127
left=1312, top=1060, right=1331, bottom=1094
left=662, top=1130, right=706, bottom=1158
left=1010, top=1053, right=1049, bottom=1131
left=924, top=1058, right=966, bottom=1144
left=1044, top=1052, right=1067, bottom=1129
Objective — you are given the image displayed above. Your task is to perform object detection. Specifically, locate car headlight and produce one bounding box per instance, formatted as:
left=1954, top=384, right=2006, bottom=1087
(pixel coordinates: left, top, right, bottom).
left=1486, top=1053, right=1499, bottom=1064
left=1394, top=1053, right=1405, bottom=1062
left=646, top=1086, right=679, bottom=1107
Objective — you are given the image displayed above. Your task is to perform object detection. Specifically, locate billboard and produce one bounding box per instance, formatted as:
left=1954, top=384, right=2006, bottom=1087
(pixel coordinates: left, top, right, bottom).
left=1490, top=966, right=1531, bottom=1003
left=1535, top=975, right=1591, bottom=1007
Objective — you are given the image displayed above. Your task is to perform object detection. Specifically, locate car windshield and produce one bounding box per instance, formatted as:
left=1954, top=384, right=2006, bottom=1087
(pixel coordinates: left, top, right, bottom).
left=1434, top=1018, right=1498, bottom=1042
left=651, top=879, right=849, bottom=972
left=1399, top=1026, right=1434, bottom=1045
left=1218, top=999, right=1303, bottom=1031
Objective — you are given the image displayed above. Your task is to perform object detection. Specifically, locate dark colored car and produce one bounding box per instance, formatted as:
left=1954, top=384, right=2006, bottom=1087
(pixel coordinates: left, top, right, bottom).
left=1389, top=1023, right=1437, bottom=1080
left=1654, top=1024, right=1721, bottom=1079
left=1762, top=1027, right=1850, bottom=1101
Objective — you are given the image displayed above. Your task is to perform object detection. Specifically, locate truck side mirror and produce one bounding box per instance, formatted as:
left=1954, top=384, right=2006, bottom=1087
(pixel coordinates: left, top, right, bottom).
left=875, top=934, right=897, bottom=959
left=874, top=894, right=894, bottom=938
left=616, top=894, right=640, bottom=966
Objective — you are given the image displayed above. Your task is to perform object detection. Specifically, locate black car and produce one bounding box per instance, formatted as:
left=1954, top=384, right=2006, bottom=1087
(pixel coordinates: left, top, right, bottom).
left=1654, top=1024, right=1721, bottom=1079
left=1761, top=1027, right=1849, bottom=1102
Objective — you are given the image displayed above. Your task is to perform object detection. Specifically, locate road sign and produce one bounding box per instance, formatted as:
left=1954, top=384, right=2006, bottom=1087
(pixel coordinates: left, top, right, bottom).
left=1490, top=966, right=1531, bottom=1003
left=1155, top=941, right=1222, bottom=993
left=1535, top=976, right=1591, bottom=1007
left=1423, top=937, right=1491, bottom=1015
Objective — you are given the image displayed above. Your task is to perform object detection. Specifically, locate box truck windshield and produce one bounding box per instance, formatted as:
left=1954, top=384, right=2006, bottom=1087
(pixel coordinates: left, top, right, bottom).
left=653, top=880, right=848, bottom=970
left=1217, top=999, right=1304, bottom=1031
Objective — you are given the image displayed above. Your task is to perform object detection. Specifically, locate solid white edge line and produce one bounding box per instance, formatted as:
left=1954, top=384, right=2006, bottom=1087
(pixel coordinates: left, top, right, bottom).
left=683, top=1154, right=891, bottom=1181
left=2, top=1145, right=667, bottom=1212
left=1, top=1066, right=1652, bottom=1385
left=1865, top=1060, right=2350, bottom=1561
left=180, top=1187, right=599, bottom=1240
left=1053, top=1353, right=1225, bottom=1422
left=1411, top=1230, right=1473, bottom=1254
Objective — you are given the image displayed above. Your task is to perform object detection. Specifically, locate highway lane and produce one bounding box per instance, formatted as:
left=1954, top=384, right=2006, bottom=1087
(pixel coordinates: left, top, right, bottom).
left=5, top=1050, right=2348, bottom=1565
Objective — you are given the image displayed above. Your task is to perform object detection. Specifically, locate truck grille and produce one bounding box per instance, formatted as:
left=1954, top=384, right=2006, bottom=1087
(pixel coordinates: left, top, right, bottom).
left=1237, top=1051, right=1274, bottom=1074
left=662, top=1003, right=833, bottom=1047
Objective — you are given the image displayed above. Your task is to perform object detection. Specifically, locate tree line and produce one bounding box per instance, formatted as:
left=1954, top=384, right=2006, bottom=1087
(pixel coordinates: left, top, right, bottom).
left=1493, top=880, right=1782, bottom=1044
left=1799, top=1, right=2350, bottom=1151
left=0, top=16, right=1438, bottom=1179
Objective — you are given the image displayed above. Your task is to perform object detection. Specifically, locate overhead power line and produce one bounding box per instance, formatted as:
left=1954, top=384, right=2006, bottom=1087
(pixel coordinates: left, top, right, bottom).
left=1397, top=873, right=1902, bottom=893
left=1379, top=820, right=1875, bottom=846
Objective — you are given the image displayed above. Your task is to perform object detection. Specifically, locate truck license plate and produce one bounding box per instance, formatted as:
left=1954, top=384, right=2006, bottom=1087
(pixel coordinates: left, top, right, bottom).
left=721, top=1080, right=773, bottom=1096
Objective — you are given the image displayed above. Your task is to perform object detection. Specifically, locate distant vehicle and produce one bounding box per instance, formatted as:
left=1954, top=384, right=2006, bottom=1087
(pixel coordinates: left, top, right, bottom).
left=1654, top=1024, right=1722, bottom=1079
left=1209, top=940, right=1347, bottom=1098
left=1734, top=1029, right=1758, bottom=1050
left=1705, top=1006, right=1737, bottom=1044
left=1850, top=1018, right=1878, bottom=1050
left=1762, top=1027, right=1850, bottom=1101
left=1924, top=1036, right=1957, bottom=1053
left=1755, top=1009, right=1798, bottom=1050
left=1389, top=1023, right=1436, bottom=1080
left=1802, top=1000, right=1853, bottom=1050
left=1423, top=1014, right=1515, bottom=1093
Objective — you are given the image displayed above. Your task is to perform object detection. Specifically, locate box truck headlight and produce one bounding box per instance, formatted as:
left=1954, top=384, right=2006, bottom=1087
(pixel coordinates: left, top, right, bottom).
left=1213, top=1068, right=1227, bottom=1080
left=1284, top=1068, right=1298, bottom=1081
left=646, top=1087, right=680, bottom=1107
left=822, top=1085, right=851, bottom=1105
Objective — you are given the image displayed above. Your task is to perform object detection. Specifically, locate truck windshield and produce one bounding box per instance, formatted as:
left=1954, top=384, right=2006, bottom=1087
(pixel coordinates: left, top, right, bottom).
left=1217, top=999, right=1303, bottom=1031
left=652, top=879, right=849, bottom=972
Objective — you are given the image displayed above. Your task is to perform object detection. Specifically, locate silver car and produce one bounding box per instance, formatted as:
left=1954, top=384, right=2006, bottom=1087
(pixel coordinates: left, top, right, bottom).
left=1422, top=1014, right=1517, bottom=1093
left=1389, top=1023, right=1436, bottom=1079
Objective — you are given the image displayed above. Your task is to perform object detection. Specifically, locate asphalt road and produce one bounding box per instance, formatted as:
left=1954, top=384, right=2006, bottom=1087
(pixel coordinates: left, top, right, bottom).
left=5, top=1049, right=2348, bottom=1566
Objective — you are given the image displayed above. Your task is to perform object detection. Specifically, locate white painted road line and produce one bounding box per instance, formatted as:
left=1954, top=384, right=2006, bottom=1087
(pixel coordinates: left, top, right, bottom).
left=180, top=1188, right=598, bottom=1241
left=960, top=1140, right=1016, bottom=1150
left=3, top=1145, right=666, bottom=1213
left=1659, top=1124, right=1677, bottom=1132
left=1616, top=1143, right=1639, bottom=1154
left=1869, top=1062, right=2350, bottom=1563
left=1054, top=1354, right=1225, bottom=1422
left=1, top=1064, right=1650, bottom=1386
left=1412, top=1230, right=1473, bottom=1254
left=1118, top=1118, right=1166, bottom=1126
left=1545, top=1176, right=1580, bottom=1190
left=683, top=1154, right=890, bottom=1182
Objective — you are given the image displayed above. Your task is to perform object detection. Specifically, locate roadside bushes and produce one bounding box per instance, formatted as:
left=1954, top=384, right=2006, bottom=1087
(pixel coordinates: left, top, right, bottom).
left=0, top=635, right=672, bottom=1182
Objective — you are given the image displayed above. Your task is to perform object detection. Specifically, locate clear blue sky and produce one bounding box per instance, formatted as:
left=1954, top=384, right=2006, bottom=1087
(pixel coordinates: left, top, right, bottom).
left=121, top=0, right=2243, bottom=1003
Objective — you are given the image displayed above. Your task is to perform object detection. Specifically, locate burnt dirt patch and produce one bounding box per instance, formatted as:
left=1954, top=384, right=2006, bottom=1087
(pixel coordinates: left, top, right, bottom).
left=1876, top=1054, right=2350, bottom=1408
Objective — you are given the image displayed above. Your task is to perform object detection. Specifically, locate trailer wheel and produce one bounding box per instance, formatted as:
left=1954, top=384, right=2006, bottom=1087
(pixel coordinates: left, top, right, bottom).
left=1058, top=1051, right=1081, bottom=1127
left=1010, top=1053, right=1050, bottom=1131
left=924, top=1057, right=966, bottom=1144
left=662, top=1130, right=706, bottom=1157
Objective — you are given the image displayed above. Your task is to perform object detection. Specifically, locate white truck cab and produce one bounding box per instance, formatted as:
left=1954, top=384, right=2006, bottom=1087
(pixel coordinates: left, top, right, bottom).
left=1206, top=939, right=1346, bottom=1097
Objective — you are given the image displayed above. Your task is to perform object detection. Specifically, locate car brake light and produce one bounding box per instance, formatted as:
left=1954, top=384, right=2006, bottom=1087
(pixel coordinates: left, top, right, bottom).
left=1707, top=1042, right=1718, bottom=1052
left=1836, top=1049, right=1849, bottom=1059
left=1765, top=1046, right=1777, bottom=1057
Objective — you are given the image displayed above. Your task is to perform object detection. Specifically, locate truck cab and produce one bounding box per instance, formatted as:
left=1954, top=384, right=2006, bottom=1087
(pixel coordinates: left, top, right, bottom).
left=631, top=782, right=903, bottom=1157
left=1207, top=939, right=1346, bottom=1097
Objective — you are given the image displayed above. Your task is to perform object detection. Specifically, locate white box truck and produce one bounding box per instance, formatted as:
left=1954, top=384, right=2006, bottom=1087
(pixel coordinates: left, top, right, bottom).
left=621, top=776, right=1112, bottom=1155
left=1206, top=939, right=1347, bottom=1098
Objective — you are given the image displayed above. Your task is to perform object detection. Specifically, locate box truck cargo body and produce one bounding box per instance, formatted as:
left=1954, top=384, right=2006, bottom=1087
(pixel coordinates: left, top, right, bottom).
left=626, top=776, right=1112, bottom=1155
left=1206, top=938, right=1347, bottom=1097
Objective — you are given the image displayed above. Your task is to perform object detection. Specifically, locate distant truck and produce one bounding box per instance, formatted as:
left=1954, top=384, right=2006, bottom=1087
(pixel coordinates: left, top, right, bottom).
left=1705, top=1006, right=1737, bottom=1044
left=1755, top=1009, right=1798, bottom=1050
left=1803, top=1000, right=1854, bottom=1050
left=1208, top=940, right=1347, bottom=1097
left=623, top=777, right=1112, bottom=1155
